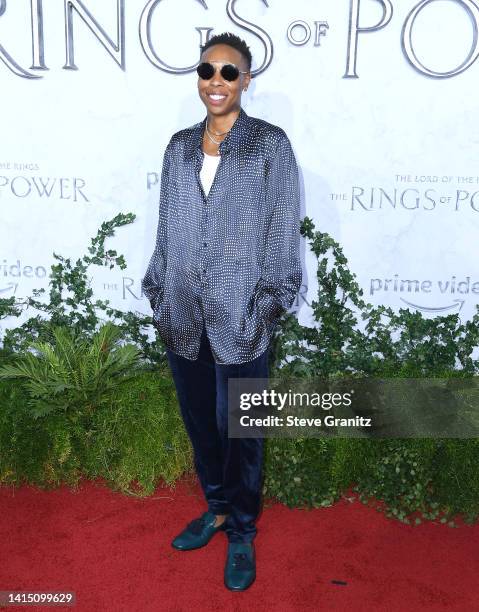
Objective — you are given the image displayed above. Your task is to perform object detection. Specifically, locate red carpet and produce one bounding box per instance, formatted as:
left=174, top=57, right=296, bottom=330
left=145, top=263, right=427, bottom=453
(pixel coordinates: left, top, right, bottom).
left=0, top=475, right=477, bottom=611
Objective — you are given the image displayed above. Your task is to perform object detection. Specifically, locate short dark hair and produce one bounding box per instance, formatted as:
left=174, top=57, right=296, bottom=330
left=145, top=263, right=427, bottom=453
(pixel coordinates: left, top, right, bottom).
left=200, top=32, right=252, bottom=71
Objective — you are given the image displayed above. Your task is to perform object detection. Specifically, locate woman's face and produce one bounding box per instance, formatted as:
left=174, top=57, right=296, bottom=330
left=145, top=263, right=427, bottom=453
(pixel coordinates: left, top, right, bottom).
left=197, top=43, right=251, bottom=117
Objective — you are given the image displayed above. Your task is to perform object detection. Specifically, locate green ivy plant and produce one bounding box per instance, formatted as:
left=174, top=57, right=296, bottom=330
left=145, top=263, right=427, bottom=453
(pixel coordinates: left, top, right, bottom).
left=264, top=217, right=479, bottom=526
left=270, top=216, right=479, bottom=378
left=0, top=213, right=165, bottom=364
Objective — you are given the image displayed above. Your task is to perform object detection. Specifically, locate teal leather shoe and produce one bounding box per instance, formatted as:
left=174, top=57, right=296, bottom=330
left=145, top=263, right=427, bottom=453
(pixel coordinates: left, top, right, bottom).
left=224, top=542, right=256, bottom=591
left=171, top=511, right=225, bottom=551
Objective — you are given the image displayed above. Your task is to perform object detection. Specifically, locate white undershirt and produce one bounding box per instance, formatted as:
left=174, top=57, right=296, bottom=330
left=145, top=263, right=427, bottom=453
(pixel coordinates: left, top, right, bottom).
left=200, top=153, right=221, bottom=196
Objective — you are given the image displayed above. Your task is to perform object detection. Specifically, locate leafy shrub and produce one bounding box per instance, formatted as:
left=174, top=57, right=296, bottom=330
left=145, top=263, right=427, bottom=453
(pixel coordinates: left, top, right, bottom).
left=0, top=213, right=478, bottom=525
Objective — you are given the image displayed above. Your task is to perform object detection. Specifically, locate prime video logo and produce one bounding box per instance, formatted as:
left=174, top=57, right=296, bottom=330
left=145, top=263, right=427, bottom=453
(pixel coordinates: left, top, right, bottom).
left=0, top=259, right=48, bottom=280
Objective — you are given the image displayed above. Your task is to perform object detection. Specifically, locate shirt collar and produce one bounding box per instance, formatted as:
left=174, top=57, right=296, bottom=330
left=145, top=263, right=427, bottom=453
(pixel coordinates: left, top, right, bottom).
left=184, top=106, right=250, bottom=160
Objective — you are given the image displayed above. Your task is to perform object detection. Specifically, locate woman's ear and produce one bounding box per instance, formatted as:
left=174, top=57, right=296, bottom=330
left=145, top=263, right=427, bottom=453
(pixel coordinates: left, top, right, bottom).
left=243, top=72, right=252, bottom=92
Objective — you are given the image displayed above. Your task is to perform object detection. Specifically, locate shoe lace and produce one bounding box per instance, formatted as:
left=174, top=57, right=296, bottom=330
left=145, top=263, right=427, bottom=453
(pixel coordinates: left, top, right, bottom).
left=186, top=517, right=207, bottom=535
left=232, top=552, right=254, bottom=571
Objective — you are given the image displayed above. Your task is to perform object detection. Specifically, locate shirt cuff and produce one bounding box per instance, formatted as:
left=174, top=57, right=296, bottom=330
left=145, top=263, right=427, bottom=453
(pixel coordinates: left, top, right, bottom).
left=149, top=289, right=163, bottom=312
left=256, top=291, right=284, bottom=323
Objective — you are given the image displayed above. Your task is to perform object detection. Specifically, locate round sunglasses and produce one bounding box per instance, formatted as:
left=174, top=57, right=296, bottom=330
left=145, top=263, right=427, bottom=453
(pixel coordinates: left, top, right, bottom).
left=196, top=61, right=248, bottom=82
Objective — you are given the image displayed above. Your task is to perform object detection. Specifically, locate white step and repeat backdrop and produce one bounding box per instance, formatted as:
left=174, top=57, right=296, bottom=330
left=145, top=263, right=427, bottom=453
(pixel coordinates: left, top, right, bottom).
left=1, top=0, right=479, bottom=337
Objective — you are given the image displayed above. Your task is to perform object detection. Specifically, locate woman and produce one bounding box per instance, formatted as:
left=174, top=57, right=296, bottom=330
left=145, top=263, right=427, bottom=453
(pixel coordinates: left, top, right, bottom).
left=142, top=31, right=301, bottom=591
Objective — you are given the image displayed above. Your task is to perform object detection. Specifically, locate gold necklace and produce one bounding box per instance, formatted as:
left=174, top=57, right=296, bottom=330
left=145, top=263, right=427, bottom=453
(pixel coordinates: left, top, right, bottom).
left=206, top=119, right=230, bottom=136
left=205, top=125, right=222, bottom=146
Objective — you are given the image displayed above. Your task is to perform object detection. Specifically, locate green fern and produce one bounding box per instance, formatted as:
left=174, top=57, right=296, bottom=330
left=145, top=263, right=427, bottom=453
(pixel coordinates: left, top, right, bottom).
left=0, top=322, right=141, bottom=418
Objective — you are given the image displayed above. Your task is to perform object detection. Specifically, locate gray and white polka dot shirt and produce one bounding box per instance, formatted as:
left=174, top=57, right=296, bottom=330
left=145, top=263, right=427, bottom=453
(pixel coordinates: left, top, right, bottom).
left=141, top=106, right=302, bottom=365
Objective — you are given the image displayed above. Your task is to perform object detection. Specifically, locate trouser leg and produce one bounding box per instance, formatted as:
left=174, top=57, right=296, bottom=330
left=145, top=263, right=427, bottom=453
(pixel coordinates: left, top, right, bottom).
left=215, top=346, right=270, bottom=543
left=165, top=326, right=231, bottom=516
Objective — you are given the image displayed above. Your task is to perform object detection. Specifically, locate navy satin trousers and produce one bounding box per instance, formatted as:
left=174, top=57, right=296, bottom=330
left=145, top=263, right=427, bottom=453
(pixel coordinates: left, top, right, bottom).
left=165, top=324, right=270, bottom=543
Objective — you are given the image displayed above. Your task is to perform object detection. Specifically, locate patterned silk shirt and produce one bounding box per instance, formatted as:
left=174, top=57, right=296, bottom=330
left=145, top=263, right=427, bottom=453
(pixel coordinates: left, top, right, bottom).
left=141, top=106, right=302, bottom=364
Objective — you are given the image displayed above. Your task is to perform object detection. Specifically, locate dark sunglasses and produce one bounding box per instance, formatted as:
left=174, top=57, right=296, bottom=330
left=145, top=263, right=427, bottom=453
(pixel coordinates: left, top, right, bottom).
left=196, top=61, right=248, bottom=82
